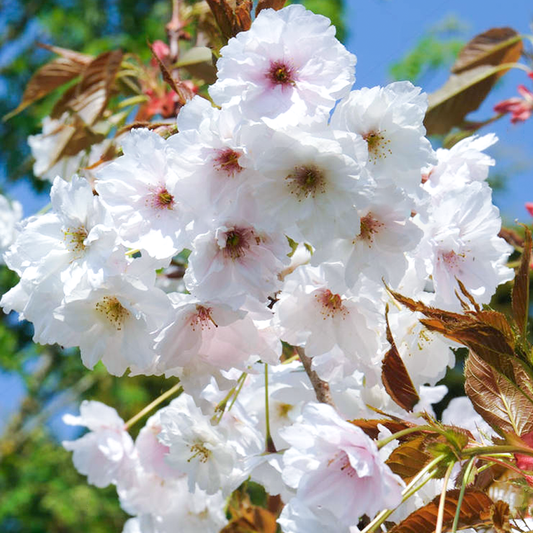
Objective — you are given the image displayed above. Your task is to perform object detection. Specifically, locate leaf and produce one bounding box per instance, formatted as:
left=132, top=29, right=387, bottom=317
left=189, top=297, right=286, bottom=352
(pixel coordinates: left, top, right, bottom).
left=256, top=0, right=287, bottom=16
left=40, top=115, right=105, bottom=173
left=349, top=419, right=416, bottom=441
left=4, top=56, right=88, bottom=120
left=51, top=50, right=124, bottom=126
left=388, top=488, right=493, bottom=533
left=424, top=28, right=523, bottom=136
left=425, top=65, right=512, bottom=135
left=386, top=435, right=432, bottom=483
left=206, top=0, right=252, bottom=42
left=465, top=351, right=533, bottom=436
left=206, top=0, right=239, bottom=41
left=37, top=43, right=93, bottom=65
left=381, top=309, right=420, bottom=412
left=452, top=28, right=522, bottom=74
left=221, top=506, right=277, bottom=533
left=512, top=225, right=532, bottom=338
left=176, top=46, right=217, bottom=84
left=148, top=43, right=194, bottom=105
left=387, top=286, right=517, bottom=371
left=490, top=500, right=511, bottom=533
left=234, top=0, right=252, bottom=33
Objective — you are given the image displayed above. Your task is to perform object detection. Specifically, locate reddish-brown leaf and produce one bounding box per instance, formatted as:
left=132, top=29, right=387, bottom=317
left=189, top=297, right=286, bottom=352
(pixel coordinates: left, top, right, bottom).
left=206, top=0, right=237, bottom=41
left=256, top=0, right=287, bottom=16
left=388, top=489, right=493, bottom=533
left=148, top=43, right=194, bottom=105
left=51, top=50, right=123, bottom=126
left=465, top=351, right=533, bottom=436
left=382, top=312, right=420, bottom=412
left=452, top=28, right=522, bottom=74
left=424, top=28, right=523, bottom=135
left=512, top=225, right=532, bottom=338
left=386, top=435, right=433, bottom=483
left=491, top=500, right=511, bottom=533
left=234, top=0, right=253, bottom=33
left=220, top=506, right=277, bottom=533
left=37, top=43, right=93, bottom=65
left=5, top=57, right=88, bottom=120
left=349, top=419, right=416, bottom=441
left=40, top=115, right=105, bottom=173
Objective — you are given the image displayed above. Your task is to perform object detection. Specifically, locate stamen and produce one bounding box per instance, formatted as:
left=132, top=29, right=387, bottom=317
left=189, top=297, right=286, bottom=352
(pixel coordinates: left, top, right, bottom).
left=188, top=443, right=210, bottom=463
left=364, top=130, right=392, bottom=164
left=285, top=164, right=326, bottom=200
left=314, top=289, right=348, bottom=319
left=267, top=60, right=296, bottom=87
left=95, top=296, right=130, bottom=330
left=63, top=226, right=88, bottom=254
left=146, top=186, right=175, bottom=211
left=355, top=213, right=384, bottom=246
left=190, top=305, right=218, bottom=331
left=212, top=148, right=243, bottom=177
left=221, top=227, right=254, bottom=260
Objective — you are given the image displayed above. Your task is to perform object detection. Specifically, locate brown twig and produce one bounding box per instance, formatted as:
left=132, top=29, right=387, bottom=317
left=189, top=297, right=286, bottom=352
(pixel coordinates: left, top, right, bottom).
left=166, top=0, right=182, bottom=68
left=295, top=347, right=335, bottom=407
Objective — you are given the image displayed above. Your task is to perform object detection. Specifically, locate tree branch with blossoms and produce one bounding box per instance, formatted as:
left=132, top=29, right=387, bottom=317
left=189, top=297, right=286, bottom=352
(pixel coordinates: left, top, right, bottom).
left=2, top=1, right=533, bottom=532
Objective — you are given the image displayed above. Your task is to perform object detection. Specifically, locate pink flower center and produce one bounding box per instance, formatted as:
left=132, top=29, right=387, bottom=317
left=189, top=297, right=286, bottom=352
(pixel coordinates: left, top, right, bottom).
left=266, top=60, right=296, bottom=87
left=439, top=250, right=465, bottom=270
left=315, top=289, right=348, bottom=319
left=222, top=227, right=256, bottom=260
left=286, top=164, right=326, bottom=200
left=327, top=450, right=357, bottom=478
left=147, top=186, right=175, bottom=211
left=364, top=130, right=391, bottom=164
left=189, top=305, right=218, bottom=331
left=212, top=148, right=243, bottom=176
left=356, top=213, right=384, bottom=245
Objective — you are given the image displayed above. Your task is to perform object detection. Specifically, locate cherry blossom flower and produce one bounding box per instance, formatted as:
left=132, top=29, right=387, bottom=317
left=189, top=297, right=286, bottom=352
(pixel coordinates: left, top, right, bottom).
left=96, top=128, right=193, bottom=262
left=0, top=194, right=22, bottom=264
left=281, top=403, right=403, bottom=527
left=62, top=401, right=136, bottom=488
left=494, top=73, right=533, bottom=124
left=210, top=4, right=356, bottom=122
left=331, top=81, right=435, bottom=193
left=158, top=394, right=262, bottom=496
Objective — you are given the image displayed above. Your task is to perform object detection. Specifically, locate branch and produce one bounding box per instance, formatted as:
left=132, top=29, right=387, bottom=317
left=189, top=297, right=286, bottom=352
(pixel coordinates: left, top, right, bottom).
left=296, top=346, right=335, bottom=407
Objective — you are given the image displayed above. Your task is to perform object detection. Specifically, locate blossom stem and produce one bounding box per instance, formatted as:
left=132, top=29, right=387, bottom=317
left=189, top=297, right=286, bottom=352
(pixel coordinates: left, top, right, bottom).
left=361, top=454, right=445, bottom=533
left=463, top=444, right=533, bottom=457
left=264, top=363, right=276, bottom=453
left=376, top=425, right=436, bottom=449
left=435, top=461, right=456, bottom=533
left=124, top=381, right=181, bottom=430
left=451, top=457, right=476, bottom=533
left=295, top=346, right=335, bottom=407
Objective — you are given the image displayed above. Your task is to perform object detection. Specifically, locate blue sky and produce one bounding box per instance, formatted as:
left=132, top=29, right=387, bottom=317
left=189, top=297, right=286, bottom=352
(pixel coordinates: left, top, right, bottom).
left=345, top=0, right=533, bottom=223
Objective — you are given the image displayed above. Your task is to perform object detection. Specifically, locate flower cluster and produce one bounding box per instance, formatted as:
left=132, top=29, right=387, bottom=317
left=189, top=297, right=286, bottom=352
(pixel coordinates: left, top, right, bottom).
left=1, top=4, right=516, bottom=532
